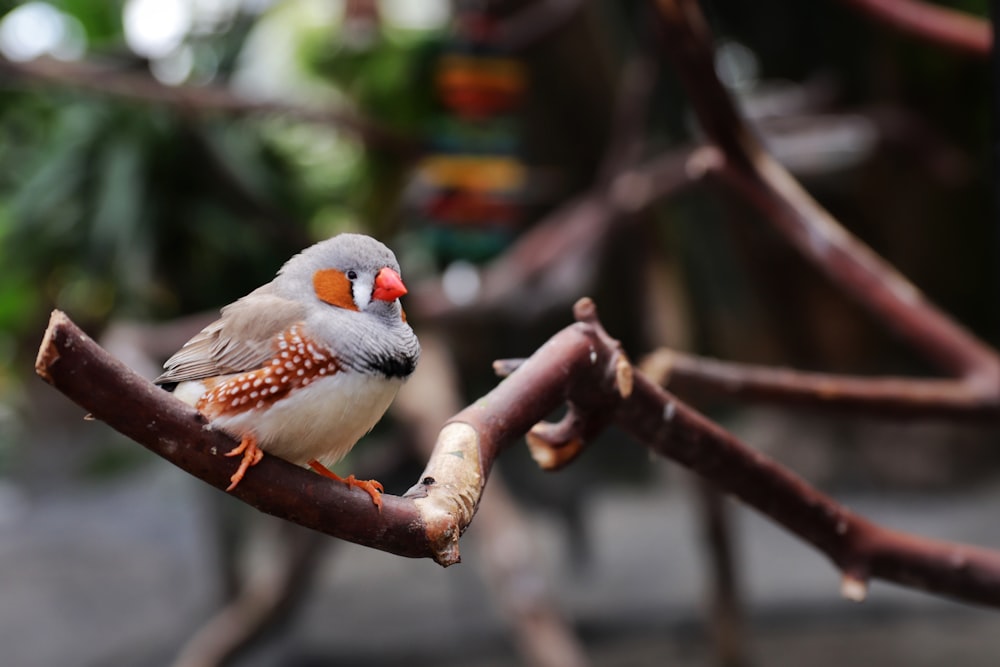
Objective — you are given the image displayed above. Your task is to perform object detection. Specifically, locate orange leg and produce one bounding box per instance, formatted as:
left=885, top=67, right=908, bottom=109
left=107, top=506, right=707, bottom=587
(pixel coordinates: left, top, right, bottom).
left=225, top=433, right=264, bottom=491
left=308, top=459, right=384, bottom=512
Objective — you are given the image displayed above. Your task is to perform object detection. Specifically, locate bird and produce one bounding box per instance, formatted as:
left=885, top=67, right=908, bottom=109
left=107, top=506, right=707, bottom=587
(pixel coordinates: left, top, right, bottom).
left=155, top=233, right=420, bottom=510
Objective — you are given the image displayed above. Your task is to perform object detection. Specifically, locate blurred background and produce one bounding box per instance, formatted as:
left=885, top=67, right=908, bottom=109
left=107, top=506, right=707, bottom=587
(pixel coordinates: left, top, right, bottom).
left=2, top=0, right=1000, bottom=665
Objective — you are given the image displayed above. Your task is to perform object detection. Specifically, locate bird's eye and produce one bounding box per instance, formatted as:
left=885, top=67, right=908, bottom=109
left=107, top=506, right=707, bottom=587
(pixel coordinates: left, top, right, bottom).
left=346, top=270, right=358, bottom=281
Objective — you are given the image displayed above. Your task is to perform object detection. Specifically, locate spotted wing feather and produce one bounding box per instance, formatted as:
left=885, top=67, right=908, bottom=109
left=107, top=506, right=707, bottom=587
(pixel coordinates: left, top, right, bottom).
left=155, top=288, right=307, bottom=385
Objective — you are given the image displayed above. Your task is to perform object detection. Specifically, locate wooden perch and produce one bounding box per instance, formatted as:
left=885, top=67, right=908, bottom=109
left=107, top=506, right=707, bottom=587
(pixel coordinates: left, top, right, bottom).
left=35, top=300, right=1000, bottom=607
left=34, top=301, right=628, bottom=567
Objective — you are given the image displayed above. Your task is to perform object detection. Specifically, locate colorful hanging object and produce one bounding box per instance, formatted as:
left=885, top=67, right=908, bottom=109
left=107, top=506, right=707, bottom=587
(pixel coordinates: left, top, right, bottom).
left=408, top=2, right=529, bottom=264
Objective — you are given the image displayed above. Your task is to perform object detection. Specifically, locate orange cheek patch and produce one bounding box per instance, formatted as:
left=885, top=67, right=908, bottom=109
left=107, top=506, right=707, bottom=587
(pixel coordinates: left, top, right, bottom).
left=313, top=269, right=358, bottom=311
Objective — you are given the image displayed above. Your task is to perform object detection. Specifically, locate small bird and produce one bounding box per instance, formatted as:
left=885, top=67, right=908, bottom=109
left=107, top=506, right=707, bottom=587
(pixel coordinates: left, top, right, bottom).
left=155, top=233, right=420, bottom=509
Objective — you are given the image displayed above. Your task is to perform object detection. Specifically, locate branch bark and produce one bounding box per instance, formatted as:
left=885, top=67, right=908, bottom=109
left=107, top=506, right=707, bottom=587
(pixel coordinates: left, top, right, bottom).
left=618, top=366, right=1000, bottom=607
left=35, top=302, right=1000, bottom=607
left=394, top=328, right=590, bottom=667
left=34, top=303, right=626, bottom=566
left=836, top=0, right=991, bottom=59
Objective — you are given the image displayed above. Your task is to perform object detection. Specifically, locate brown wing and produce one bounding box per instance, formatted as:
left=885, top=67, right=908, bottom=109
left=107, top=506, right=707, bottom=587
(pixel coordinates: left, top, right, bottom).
left=155, top=288, right=308, bottom=385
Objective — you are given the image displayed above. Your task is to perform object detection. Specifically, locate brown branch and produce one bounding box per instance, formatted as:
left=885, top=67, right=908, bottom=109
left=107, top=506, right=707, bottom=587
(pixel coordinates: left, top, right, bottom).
left=0, top=56, right=420, bottom=156
left=34, top=304, right=625, bottom=566
left=653, top=0, right=1000, bottom=390
left=596, top=23, right=660, bottom=184
left=693, top=480, right=751, bottom=667
left=836, top=0, right=991, bottom=59
left=36, top=302, right=1000, bottom=607
left=503, top=349, right=1000, bottom=419
left=641, top=349, right=1000, bottom=419
left=618, top=369, right=1000, bottom=607
left=410, top=13, right=695, bottom=323
left=36, top=313, right=436, bottom=558
left=171, top=522, right=327, bottom=667
left=411, top=144, right=719, bottom=321
left=394, top=328, right=590, bottom=667
left=472, top=478, right=591, bottom=667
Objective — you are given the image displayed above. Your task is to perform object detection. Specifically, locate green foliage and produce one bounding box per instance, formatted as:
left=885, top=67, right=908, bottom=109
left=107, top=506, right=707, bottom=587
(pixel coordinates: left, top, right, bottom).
left=308, top=28, right=437, bottom=132
left=302, top=24, right=439, bottom=233
left=1, top=93, right=305, bottom=325
left=56, top=0, right=123, bottom=45
left=0, top=1, right=458, bottom=344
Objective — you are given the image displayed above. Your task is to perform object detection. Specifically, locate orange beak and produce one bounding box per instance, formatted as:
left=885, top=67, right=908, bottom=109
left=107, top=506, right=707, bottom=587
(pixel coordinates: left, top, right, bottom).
left=372, top=267, right=408, bottom=302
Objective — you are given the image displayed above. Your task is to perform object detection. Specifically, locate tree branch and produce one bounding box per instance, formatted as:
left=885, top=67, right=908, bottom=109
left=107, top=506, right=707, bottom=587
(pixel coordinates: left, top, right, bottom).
left=171, top=522, right=327, bottom=667
left=0, top=56, right=420, bottom=156
left=36, top=302, right=1000, bottom=607
left=34, top=303, right=627, bottom=566
left=653, top=0, right=1000, bottom=388
left=36, top=312, right=438, bottom=558
left=618, top=367, right=1000, bottom=607
left=641, top=348, right=1000, bottom=419
left=411, top=144, right=719, bottom=321
left=836, top=0, right=991, bottom=59
left=393, top=328, right=590, bottom=667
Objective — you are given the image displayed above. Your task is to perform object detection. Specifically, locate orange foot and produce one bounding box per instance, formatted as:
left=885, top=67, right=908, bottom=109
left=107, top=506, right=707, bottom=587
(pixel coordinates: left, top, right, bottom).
left=225, top=433, right=264, bottom=491
left=308, top=459, right=384, bottom=512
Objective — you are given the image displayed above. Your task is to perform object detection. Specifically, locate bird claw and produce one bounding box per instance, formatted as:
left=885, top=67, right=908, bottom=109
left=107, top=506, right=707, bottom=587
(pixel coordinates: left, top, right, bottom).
left=225, top=434, right=263, bottom=491
left=308, top=459, right=384, bottom=512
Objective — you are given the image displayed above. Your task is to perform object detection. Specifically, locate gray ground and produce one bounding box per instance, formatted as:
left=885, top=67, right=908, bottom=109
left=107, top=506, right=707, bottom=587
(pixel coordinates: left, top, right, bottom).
left=3, top=438, right=1000, bottom=667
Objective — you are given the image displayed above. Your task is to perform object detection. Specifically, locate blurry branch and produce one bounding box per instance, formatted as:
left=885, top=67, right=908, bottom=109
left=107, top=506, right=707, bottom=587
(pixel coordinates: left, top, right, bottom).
left=705, top=159, right=999, bottom=385
left=835, top=0, right=991, bottom=59
left=394, top=329, right=590, bottom=667
left=647, top=0, right=1000, bottom=411
left=641, top=350, right=1000, bottom=419
left=412, top=23, right=688, bottom=322
left=36, top=301, right=1000, bottom=607
left=864, top=104, right=972, bottom=187
left=101, top=312, right=219, bottom=380
left=107, top=315, right=589, bottom=667
left=181, top=124, right=313, bottom=249
left=172, top=522, right=327, bottom=667
left=472, top=480, right=591, bottom=667
left=0, top=55, right=421, bottom=156
left=495, top=0, right=584, bottom=51
left=597, top=37, right=660, bottom=184
left=694, top=480, right=749, bottom=667
left=412, top=144, right=718, bottom=322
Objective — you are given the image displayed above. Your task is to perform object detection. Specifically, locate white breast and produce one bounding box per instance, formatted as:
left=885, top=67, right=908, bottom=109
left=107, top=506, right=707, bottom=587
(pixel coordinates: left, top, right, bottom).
left=191, top=371, right=403, bottom=467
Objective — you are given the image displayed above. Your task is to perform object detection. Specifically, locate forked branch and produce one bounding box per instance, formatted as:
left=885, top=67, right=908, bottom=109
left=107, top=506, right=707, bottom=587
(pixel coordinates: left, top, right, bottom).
left=655, top=0, right=999, bottom=384
left=647, top=0, right=1000, bottom=412
left=35, top=301, right=1000, bottom=607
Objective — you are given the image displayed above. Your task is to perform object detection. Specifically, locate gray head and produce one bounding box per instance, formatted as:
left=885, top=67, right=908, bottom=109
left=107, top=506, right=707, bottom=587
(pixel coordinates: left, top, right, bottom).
left=272, top=233, right=407, bottom=317
left=271, top=233, right=418, bottom=378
